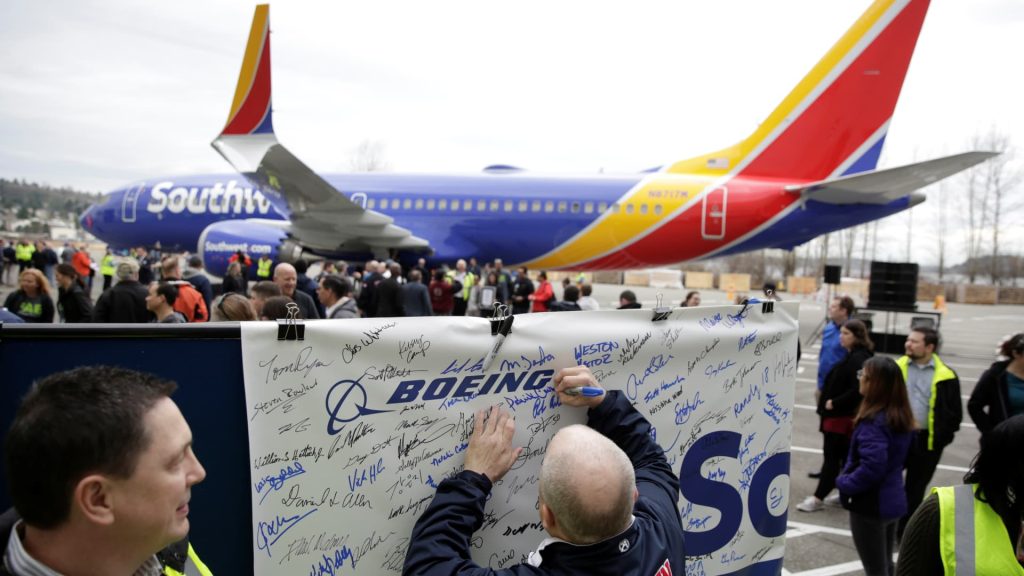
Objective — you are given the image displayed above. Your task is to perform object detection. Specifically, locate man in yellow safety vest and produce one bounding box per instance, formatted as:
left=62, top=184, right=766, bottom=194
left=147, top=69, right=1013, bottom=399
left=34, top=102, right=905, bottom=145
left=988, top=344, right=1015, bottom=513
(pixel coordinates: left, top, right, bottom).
left=1, top=366, right=213, bottom=575
left=896, top=326, right=962, bottom=539
left=100, top=248, right=116, bottom=291
left=256, top=254, right=273, bottom=280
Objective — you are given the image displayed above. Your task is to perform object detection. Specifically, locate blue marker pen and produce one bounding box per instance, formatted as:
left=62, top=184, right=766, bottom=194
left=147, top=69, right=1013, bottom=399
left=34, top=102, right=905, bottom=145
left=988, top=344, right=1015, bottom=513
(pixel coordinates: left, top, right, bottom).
left=564, top=386, right=604, bottom=397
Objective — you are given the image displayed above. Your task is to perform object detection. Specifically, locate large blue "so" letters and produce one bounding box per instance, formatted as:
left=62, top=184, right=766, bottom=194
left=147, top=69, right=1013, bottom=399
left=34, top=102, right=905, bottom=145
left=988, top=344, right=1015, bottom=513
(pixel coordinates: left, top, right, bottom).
left=678, top=431, right=789, bottom=556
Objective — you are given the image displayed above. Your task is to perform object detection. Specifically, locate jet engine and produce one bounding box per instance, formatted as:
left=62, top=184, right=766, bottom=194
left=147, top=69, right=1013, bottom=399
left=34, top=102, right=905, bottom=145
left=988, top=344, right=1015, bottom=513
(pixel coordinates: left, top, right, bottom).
left=197, top=219, right=306, bottom=278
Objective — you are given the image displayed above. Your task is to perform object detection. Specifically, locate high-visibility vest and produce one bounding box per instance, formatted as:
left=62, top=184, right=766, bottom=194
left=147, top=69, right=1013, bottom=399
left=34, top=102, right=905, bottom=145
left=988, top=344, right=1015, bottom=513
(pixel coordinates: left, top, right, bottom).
left=163, top=543, right=214, bottom=576
left=446, top=270, right=476, bottom=300
left=100, top=254, right=116, bottom=275
left=256, top=258, right=272, bottom=278
left=897, top=354, right=957, bottom=450
left=935, top=484, right=1024, bottom=576
left=15, top=243, right=34, bottom=262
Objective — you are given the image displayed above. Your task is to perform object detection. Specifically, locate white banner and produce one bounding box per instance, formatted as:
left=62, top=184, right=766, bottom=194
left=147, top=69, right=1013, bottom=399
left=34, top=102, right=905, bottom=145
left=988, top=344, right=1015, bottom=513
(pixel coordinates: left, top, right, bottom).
left=240, top=303, right=798, bottom=576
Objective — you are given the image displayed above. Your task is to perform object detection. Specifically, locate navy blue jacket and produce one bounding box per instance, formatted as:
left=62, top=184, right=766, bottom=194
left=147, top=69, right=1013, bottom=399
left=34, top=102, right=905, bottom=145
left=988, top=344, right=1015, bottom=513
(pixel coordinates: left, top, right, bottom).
left=836, top=412, right=913, bottom=519
left=403, top=391, right=685, bottom=576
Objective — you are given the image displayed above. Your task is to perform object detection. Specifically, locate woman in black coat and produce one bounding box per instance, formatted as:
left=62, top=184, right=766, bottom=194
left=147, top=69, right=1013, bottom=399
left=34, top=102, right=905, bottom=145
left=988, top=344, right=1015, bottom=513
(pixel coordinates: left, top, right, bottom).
left=221, top=261, right=248, bottom=296
left=798, top=318, right=874, bottom=512
left=54, top=263, right=94, bottom=323
left=968, top=333, right=1024, bottom=437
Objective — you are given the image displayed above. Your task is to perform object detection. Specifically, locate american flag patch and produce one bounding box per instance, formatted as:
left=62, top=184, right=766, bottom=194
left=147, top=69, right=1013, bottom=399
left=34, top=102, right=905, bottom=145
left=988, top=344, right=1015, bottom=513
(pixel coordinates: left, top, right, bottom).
left=654, top=558, right=673, bottom=576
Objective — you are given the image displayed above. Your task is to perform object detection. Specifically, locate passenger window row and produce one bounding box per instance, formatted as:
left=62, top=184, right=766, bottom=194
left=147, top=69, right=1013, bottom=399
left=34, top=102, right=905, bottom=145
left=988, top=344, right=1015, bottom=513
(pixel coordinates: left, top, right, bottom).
left=363, top=197, right=667, bottom=216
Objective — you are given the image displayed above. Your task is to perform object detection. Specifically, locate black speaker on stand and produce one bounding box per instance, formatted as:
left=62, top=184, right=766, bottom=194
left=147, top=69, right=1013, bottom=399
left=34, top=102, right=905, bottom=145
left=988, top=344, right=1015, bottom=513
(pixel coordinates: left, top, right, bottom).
left=866, top=261, right=921, bottom=353
left=868, top=262, right=918, bottom=311
left=824, top=265, right=841, bottom=285
left=807, top=265, right=842, bottom=346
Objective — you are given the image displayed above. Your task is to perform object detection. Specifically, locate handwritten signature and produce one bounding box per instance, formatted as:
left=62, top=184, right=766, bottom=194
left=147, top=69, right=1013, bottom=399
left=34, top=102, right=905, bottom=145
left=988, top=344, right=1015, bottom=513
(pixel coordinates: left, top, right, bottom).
left=341, top=323, right=397, bottom=364
left=259, top=346, right=333, bottom=384
left=618, top=331, right=652, bottom=365
left=398, top=335, right=431, bottom=363
left=255, top=508, right=317, bottom=558
left=253, top=461, right=306, bottom=504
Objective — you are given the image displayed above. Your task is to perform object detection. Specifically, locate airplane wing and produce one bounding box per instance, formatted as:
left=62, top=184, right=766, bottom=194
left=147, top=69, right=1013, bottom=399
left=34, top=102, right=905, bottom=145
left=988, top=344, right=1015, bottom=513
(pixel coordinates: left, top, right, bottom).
left=210, top=5, right=430, bottom=256
left=785, top=151, right=998, bottom=204
left=212, top=134, right=431, bottom=253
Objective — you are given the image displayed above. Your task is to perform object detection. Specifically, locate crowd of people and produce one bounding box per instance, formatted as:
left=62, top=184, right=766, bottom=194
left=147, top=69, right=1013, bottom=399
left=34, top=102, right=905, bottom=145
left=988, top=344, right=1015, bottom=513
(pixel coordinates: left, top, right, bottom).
left=797, top=294, right=1024, bottom=575
left=2, top=243, right=703, bottom=325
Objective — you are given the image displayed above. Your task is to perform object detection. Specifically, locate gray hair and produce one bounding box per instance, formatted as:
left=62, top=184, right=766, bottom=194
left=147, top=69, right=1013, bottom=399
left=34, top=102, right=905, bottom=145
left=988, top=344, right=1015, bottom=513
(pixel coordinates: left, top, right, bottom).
left=539, top=425, right=635, bottom=544
left=115, top=260, right=139, bottom=281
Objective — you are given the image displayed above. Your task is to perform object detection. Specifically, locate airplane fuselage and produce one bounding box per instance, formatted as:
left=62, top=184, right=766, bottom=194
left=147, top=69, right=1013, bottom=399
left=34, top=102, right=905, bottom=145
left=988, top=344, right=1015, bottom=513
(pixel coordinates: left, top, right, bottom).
left=81, top=170, right=912, bottom=274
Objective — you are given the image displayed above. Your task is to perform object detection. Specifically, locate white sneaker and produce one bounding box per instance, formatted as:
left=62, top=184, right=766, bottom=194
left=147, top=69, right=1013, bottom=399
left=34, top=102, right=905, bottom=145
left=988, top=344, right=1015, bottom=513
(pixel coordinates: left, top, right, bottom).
left=824, top=493, right=841, bottom=507
left=796, top=496, right=824, bottom=512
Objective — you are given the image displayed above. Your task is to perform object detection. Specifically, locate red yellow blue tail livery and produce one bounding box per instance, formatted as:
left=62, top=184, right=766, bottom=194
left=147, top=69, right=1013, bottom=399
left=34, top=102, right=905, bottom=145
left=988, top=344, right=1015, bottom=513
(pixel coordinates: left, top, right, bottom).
left=221, top=4, right=273, bottom=136
left=82, top=0, right=996, bottom=277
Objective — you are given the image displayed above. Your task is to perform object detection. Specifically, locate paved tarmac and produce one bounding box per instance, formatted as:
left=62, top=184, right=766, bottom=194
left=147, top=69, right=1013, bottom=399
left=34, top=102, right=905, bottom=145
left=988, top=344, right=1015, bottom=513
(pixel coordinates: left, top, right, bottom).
left=3, top=273, right=1020, bottom=574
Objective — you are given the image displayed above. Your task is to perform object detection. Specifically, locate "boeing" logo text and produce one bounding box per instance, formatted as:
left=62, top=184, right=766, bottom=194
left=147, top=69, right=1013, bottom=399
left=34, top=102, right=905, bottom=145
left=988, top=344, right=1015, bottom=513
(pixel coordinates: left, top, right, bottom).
left=387, top=369, right=554, bottom=405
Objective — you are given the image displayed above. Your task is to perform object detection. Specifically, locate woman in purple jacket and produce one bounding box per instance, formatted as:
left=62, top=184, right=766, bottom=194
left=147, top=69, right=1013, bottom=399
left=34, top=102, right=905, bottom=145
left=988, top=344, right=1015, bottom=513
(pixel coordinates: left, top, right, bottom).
left=836, top=356, right=915, bottom=576
left=797, top=319, right=874, bottom=512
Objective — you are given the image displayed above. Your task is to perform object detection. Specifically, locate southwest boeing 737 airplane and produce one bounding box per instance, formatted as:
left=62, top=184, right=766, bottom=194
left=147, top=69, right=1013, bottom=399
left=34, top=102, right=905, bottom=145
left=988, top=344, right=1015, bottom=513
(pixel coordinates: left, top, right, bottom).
left=80, top=0, right=993, bottom=278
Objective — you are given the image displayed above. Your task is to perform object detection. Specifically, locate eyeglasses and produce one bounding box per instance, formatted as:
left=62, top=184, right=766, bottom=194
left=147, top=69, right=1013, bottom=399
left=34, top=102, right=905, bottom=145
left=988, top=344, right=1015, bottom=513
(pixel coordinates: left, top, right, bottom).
left=218, top=293, right=241, bottom=318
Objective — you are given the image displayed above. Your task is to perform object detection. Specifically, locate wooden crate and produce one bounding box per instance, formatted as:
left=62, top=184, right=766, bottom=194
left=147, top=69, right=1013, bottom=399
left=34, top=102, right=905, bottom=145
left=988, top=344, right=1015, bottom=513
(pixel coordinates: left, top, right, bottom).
left=838, top=279, right=869, bottom=305
left=649, top=268, right=683, bottom=289
left=684, top=271, right=715, bottom=289
left=997, top=286, right=1024, bottom=305
left=957, top=284, right=998, bottom=305
left=718, top=273, right=751, bottom=292
left=786, top=276, right=817, bottom=295
left=916, top=283, right=945, bottom=301
left=591, top=271, right=624, bottom=284
left=623, top=270, right=651, bottom=287
left=544, top=271, right=575, bottom=286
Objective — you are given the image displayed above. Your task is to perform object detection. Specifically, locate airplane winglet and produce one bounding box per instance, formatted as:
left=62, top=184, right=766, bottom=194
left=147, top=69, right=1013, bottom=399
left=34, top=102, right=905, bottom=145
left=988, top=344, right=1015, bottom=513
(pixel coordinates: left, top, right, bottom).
left=221, top=4, right=273, bottom=136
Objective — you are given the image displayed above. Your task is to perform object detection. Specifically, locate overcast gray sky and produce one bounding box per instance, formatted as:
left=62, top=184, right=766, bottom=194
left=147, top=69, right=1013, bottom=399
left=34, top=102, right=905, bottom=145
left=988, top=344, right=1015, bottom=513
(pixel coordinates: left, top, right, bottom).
left=1, top=0, right=1021, bottom=265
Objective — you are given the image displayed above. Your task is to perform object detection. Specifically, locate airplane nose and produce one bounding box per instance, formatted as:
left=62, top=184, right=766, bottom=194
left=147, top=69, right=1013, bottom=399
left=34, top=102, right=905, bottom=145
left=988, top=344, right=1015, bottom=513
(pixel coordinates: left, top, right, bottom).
left=80, top=204, right=95, bottom=230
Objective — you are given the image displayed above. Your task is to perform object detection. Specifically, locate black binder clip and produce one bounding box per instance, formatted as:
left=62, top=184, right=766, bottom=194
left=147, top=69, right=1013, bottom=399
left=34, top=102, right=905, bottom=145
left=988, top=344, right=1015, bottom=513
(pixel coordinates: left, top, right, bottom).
left=761, top=288, right=776, bottom=314
left=489, top=304, right=512, bottom=336
left=739, top=297, right=774, bottom=316
left=277, top=302, right=305, bottom=341
left=651, top=294, right=671, bottom=322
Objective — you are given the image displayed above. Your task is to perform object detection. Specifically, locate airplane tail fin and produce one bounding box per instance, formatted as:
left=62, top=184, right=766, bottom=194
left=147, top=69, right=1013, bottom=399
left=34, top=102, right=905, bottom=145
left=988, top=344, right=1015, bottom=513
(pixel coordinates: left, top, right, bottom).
left=210, top=5, right=430, bottom=252
left=666, top=0, right=930, bottom=181
left=219, top=4, right=274, bottom=137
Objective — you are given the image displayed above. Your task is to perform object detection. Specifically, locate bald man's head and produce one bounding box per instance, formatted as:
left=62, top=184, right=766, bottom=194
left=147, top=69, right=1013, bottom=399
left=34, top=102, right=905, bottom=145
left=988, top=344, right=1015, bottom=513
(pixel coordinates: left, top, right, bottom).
left=539, top=425, right=636, bottom=544
left=273, top=262, right=297, bottom=297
